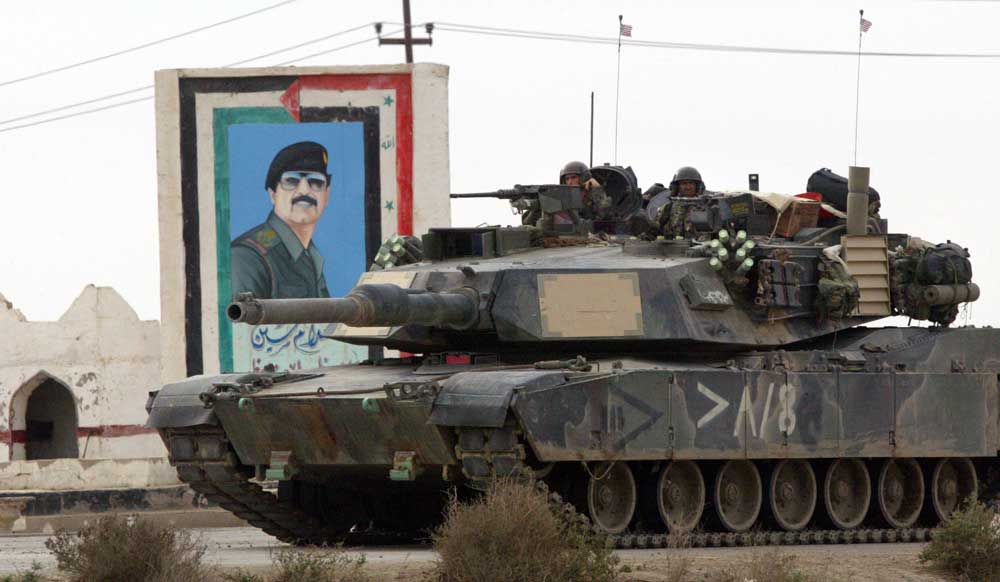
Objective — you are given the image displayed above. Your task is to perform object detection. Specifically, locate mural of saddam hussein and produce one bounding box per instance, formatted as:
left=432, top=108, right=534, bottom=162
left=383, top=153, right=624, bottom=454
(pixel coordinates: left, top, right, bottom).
left=231, top=141, right=332, bottom=299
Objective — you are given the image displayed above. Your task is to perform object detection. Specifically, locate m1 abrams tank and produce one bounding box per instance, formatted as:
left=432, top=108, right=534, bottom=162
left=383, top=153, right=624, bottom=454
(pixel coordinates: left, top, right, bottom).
left=147, top=165, right=993, bottom=547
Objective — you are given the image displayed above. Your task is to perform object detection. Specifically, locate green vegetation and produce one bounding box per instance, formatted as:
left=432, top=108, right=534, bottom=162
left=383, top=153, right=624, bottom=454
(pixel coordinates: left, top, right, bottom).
left=920, top=498, right=1000, bottom=581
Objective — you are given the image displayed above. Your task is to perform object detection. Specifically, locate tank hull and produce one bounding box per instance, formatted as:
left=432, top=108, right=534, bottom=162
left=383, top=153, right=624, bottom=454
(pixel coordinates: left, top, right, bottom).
left=148, top=325, right=1000, bottom=545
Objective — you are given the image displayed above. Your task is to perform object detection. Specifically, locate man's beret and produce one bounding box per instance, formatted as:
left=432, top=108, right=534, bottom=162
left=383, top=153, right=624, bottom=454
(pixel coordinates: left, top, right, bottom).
left=265, top=141, right=330, bottom=190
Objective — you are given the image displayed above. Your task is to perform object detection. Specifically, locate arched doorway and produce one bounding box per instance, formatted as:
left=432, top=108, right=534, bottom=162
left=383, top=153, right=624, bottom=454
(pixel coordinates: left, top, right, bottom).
left=24, top=378, right=79, bottom=460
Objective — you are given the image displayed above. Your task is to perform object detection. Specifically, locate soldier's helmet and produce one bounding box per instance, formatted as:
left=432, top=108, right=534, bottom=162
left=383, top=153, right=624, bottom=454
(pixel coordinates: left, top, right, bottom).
left=559, top=161, right=592, bottom=184
left=669, top=166, right=705, bottom=195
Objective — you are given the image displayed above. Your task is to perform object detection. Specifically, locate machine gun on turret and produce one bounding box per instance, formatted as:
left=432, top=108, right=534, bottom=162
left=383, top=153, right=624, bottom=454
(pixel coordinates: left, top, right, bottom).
left=451, top=184, right=590, bottom=235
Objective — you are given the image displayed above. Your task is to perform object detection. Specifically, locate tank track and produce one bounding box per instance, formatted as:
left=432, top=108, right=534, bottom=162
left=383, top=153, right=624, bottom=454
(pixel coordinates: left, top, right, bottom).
left=164, top=427, right=413, bottom=546
left=166, top=425, right=945, bottom=548
left=457, top=430, right=944, bottom=550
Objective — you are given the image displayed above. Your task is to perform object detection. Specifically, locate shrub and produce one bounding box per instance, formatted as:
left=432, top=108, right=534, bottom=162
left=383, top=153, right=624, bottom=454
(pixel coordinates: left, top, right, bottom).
left=432, top=479, right=619, bottom=582
left=920, top=498, right=1000, bottom=581
left=44, top=515, right=209, bottom=582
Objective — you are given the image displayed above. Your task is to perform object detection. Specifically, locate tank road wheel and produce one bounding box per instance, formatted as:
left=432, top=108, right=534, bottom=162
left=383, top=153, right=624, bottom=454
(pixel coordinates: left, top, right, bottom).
left=877, top=458, right=924, bottom=528
left=929, top=458, right=978, bottom=522
left=769, top=460, right=817, bottom=531
left=714, top=460, right=762, bottom=532
left=586, top=462, right=637, bottom=534
left=823, top=458, right=871, bottom=529
left=656, top=461, right=705, bottom=533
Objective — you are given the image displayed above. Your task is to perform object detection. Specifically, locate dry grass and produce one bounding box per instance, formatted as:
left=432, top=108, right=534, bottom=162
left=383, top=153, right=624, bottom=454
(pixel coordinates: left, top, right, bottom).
left=703, top=550, right=820, bottom=582
left=221, top=548, right=370, bottom=582
left=45, top=515, right=210, bottom=582
left=432, top=479, right=620, bottom=582
left=619, top=555, right=693, bottom=582
left=0, top=564, right=44, bottom=582
left=920, top=498, right=1000, bottom=581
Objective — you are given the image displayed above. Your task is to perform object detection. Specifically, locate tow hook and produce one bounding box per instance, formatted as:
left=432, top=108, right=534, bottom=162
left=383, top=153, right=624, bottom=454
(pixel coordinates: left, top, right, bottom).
left=389, top=451, right=419, bottom=481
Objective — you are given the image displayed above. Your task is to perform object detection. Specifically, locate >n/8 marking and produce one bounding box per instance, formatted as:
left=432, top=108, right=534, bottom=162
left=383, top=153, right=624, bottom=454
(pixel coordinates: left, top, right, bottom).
left=732, top=382, right=797, bottom=438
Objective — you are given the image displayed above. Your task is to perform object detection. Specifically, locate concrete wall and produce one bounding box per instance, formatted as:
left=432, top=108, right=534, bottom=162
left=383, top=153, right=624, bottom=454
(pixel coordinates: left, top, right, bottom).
left=0, top=286, right=165, bottom=463
left=0, top=458, right=179, bottom=491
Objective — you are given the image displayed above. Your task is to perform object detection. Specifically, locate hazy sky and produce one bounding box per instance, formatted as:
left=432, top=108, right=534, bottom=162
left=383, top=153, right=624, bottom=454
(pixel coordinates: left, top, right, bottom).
left=1, top=0, right=998, bottom=325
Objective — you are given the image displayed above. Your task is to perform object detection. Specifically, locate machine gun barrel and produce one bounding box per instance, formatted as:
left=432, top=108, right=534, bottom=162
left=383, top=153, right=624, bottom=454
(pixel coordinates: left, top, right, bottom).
left=227, top=284, right=480, bottom=329
left=449, top=189, right=524, bottom=200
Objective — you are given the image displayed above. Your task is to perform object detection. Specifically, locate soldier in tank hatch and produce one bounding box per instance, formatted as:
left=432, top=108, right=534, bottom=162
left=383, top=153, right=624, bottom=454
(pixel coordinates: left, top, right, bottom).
left=657, top=166, right=709, bottom=238
left=231, top=141, right=332, bottom=299
left=560, top=160, right=612, bottom=218
left=669, top=165, right=706, bottom=198
left=517, top=160, right=612, bottom=228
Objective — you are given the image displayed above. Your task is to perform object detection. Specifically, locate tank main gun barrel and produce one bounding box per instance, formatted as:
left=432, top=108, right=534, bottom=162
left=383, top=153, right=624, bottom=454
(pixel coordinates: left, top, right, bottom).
left=227, top=284, right=480, bottom=329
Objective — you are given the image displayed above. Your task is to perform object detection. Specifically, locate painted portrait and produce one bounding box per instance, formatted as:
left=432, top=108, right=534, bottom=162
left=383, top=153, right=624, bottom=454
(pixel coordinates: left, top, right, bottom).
left=219, top=121, right=371, bottom=372
left=155, top=65, right=451, bottom=380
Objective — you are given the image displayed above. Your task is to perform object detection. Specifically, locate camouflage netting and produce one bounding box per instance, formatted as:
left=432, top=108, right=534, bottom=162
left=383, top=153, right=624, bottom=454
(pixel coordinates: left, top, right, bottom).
left=890, top=241, right=973, bottom=326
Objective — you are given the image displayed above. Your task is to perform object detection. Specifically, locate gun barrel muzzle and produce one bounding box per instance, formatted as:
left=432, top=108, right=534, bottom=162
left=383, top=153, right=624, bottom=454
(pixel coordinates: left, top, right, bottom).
left=228, top=284, right=480, bottom=329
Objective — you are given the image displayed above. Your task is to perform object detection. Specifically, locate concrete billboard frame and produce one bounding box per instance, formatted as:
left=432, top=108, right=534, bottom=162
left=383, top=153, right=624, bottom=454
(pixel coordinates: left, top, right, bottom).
left=155, top=64, right=450, bottom=383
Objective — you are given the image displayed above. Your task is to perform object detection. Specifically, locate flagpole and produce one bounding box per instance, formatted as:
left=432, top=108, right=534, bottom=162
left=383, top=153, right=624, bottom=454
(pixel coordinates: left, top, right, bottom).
left=854, top=9, right=864, bottom=165
left=614, top=14, right=623, bottom=164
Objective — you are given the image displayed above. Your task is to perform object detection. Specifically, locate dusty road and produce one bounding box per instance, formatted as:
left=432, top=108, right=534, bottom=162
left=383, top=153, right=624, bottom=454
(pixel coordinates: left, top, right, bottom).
left=0, top=527, right=945, bottom=581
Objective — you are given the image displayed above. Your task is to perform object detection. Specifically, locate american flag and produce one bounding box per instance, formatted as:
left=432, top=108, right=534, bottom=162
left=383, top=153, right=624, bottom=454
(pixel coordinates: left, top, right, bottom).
left=860, top=17, right=872, bottom=33
left=620, top=23, right=633, bottom=37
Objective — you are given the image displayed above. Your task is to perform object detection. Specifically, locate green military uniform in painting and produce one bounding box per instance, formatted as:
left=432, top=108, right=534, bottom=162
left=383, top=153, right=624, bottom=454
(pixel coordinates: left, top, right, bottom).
left=231, top=211, right=330, bottom=299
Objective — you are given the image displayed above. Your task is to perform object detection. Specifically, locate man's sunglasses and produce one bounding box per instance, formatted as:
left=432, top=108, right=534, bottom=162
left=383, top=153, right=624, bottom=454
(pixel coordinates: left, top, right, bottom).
left=279, top=171, right=328, bottom=192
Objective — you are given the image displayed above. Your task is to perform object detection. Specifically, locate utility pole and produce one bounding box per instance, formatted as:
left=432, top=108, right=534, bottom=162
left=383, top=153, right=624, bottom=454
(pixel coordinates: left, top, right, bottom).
left=376, top=0, right=433, bottom=63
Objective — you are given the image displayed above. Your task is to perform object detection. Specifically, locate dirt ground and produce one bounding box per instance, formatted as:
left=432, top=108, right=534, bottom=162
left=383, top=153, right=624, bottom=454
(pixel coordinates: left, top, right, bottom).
left=0, top=526, right=946, bottom=581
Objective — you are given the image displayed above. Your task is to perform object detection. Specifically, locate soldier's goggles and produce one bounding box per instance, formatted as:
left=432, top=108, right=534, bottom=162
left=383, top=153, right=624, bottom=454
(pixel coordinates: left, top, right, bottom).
left=278, top=171, right=328, bottom=192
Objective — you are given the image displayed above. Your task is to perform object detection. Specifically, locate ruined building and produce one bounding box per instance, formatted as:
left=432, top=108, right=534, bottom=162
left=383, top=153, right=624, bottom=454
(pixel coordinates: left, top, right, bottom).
left=0, top=286, right=185, bottom=531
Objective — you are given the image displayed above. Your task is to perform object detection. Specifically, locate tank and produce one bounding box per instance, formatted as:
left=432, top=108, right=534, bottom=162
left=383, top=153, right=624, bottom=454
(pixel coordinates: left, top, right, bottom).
left=147, top=165, right=994, bottom=546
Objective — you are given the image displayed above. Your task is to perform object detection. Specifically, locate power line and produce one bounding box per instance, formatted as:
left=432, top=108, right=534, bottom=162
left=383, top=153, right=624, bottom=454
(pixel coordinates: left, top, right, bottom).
left=0, top=0, right=300, bottom=89
left=0, top=23, right=377, bottom=127
left=0, top=86, right=153, bottom=126
left=0, top=96, right=155, bottom=135
left=0, top=30, right=393, bottom=135
left=272, top=27, right=400, bottom=65
left=435, top=22, right=1000, bottom=58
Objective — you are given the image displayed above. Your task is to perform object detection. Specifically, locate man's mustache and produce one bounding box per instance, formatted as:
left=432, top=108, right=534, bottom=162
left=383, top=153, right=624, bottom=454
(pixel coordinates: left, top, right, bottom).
left=291, top=195, right=318, bottom=206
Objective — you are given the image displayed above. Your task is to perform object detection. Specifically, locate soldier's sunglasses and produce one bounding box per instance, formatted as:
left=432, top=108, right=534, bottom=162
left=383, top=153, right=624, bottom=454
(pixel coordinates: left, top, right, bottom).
left=279, top=171, right=328, bottom=192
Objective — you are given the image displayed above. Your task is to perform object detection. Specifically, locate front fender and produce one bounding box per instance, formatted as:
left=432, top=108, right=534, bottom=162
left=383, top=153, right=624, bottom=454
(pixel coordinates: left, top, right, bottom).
left=145, top=375, right=239, bottom=429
